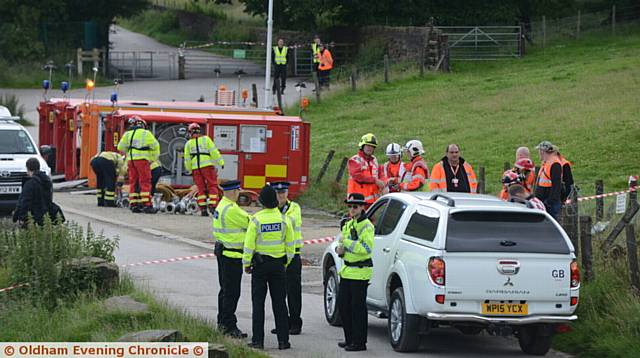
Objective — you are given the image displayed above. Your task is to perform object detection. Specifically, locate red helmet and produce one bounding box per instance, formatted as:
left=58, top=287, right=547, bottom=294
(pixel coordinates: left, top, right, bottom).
left=188, top=123, right=201, bottom=133
left=514, top=158, right=534, bottom=170
left=135, top=117, right=147, bottom=128
left=502, top=170, right=523, bottom=186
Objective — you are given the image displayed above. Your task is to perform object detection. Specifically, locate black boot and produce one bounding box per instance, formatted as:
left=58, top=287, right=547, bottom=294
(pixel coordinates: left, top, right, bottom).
left=201, top=207, right=209, bottom=217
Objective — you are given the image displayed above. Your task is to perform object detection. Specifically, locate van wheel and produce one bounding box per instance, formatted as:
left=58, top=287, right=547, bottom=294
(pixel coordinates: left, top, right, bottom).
left=388, top=287, right=420, bottom=352
left=323, top=266, right=342, bottom=326
left=518, top=325, right=553, bottom=356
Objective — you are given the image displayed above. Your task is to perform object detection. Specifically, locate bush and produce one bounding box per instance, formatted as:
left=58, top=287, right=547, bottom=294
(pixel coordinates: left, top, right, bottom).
left=0, top=218, right=119, bottom=307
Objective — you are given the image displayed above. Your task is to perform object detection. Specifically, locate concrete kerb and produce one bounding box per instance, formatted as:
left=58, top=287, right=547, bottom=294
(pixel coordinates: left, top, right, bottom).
left=61, top=205, right=325, bottom=287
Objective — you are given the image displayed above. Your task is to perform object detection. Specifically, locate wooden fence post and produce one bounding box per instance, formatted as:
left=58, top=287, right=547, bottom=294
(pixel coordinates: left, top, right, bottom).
left=626, top=224, right=640, bottom=292
left=251, top=83, right=258, bottom=107
left=178, top=54, right=185, bottom=80
left=316, top=150, right=335, bottom=183
left=602, top=202, right=640, bottom=253
left=562, top=190, right=580, bottom=258
left=335, top=157, right=349, bottom=183
left=580, top=215, right=594, bottom=282
left=612, top=5, right=616, bottom=35
left=350, top=65, right=357, bottom=92
left=384, top=54, right=389, bottom=83
left=542, top=16, right=547, bottom=49
left=576, top=10, right=581, bottom=39
left=596, top=180, right=604, bottom=221
left=312, top=71, right=321, bottom=103
left=629, top=176, right=638, bottom=204
left=419, top=47, right=425, bottom=77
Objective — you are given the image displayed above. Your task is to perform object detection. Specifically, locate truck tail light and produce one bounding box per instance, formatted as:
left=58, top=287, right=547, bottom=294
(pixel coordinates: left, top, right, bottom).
left=435, top=294, right=445, bottom=304
left=570, top=296, right=579, bottom=306
left=428, top=257, right=445, bottom=286
left=570, top=260, right=580, bottom=288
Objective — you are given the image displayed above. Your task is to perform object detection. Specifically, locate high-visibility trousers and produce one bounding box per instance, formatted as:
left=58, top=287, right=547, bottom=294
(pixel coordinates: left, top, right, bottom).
left=128, top=159, right=152, bottom=207
left=193, top=166, right=219, bottom=209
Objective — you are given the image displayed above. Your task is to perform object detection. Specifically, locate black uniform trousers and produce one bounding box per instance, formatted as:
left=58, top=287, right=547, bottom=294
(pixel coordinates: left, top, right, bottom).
left=90, top=157, right=116, bottom=206
left=338, top=278, right=369, bottom=347
left=285, top=253, right=303, bottom=330
left=272, top=64, right=287, bottom=94
left=216, top=248, right=243, bottom=332
left=251, top=255, right=289, bottom=345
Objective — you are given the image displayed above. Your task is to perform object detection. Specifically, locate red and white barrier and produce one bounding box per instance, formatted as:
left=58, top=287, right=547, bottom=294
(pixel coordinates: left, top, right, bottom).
left=303, top=236, right=336, bottom=245
left=566, top=185, right=638, bottom=204
left=0, top=283, right=29, bottom=293
left=121, top=253, right=216, bottom=268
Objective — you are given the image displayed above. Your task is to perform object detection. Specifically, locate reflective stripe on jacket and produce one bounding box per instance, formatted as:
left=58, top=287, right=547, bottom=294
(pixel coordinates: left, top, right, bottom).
left=117, top=129, right=159, bottom=161
left=184, top=135, right=224, bottom=171
left=95, top=151, right=127, bottom=181
left=347, top=151, right=382, bottom=204
left=429, top=160, right=477, bottom=193
left=273, top=46, right=288, bottom=65
left=400, top=156, right=429, bottom=192
left=283, top=201, right=303, bottom=250
left=339, top=217, right=374, bottom=280
left=537, top=157, right=562, bottom=188
left=213, top=196, right=250, bottom=259
left=242, top=207, right=295, bottom=267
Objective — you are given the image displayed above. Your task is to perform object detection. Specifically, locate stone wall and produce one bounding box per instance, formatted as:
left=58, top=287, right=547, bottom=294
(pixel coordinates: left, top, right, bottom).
left=358, top=26, right=439, bottom=61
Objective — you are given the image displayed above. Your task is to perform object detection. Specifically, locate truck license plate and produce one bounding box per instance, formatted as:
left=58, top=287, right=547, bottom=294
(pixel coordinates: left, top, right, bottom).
left=482, top=302, right=528, bottom=315
left=0, top=186, right=21, bottom=194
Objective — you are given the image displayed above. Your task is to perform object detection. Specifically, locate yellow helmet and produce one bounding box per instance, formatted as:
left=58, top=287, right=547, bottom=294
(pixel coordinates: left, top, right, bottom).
left=358, top=133, right=378, bottom=149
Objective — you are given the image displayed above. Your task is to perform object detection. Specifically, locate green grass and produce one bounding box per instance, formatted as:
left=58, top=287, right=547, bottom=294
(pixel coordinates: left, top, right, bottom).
left=298, top=28, right=640, bottom=212
left=0, top=59, right=113, bottom=89
left=0, top=277, right=265, bottom=357
left=553, top=253, right=640, bottom=357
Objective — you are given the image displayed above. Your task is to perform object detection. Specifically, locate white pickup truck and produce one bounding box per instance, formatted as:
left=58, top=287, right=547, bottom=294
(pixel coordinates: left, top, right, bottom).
left=322, top=192, right=579, bottom=355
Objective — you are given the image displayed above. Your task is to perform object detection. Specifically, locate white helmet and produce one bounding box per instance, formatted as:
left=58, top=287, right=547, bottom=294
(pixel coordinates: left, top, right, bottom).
left=405, top=140, right=425, bottom=157
left=385, top=143, right=402, bottom=157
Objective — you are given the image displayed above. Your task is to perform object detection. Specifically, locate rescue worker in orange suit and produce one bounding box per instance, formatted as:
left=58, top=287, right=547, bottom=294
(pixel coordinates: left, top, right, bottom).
left=516, top=146, right=537, bottom=189
left=534, top=141, right=563, bottom=220
left=184, top=123, right=225, bottom=216
left=117, top=116, right=159, bottom=214
left=347, top=133, right=385, bottom=207
left=398, top=140, right=430, bottom=192
left=272, top=38, right=289, bottom=95
left=316, top=43, right=333, bottom=89
left=90, top=151, right=126, bottom=207
left=499, top=158, right=535, bottom=200
left=558, top=152, right=574, bottom=202
left=380, top=143, right=405, bottom=193
left=429, top=144, right=478, bottom=193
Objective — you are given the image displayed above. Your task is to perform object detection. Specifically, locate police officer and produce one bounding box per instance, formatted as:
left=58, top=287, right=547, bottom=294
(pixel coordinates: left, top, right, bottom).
left=243, top=185, right=295, bottom=350
left=269, top=181, right=303, bottom=335
left=213, top=180, right=250, bottom=338
left=336, top=193, right=374, bottom=352
left=90, top=151, right=126, bottom=207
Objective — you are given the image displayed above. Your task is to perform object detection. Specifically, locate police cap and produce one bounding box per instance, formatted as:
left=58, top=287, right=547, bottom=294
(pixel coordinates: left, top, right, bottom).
left=220, top=180, right=241, bottom=191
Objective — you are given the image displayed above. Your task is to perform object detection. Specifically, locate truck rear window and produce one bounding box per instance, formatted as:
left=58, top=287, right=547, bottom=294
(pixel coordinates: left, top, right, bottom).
left=446, top=211, right=570, bottom=254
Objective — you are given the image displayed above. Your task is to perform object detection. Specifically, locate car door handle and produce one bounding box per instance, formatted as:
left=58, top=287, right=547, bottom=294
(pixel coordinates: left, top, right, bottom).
left=382, top=247, right=391, bottom=253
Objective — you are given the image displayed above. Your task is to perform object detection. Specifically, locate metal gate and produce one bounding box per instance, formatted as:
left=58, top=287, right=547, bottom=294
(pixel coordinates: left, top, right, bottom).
left=435, top=26, right=524, bottom=60
left=108, top=51, right=178, bottom=80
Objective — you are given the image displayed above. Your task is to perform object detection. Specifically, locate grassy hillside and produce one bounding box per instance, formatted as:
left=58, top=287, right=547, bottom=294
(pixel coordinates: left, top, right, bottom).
left=299, top=30, right=640, bottom=212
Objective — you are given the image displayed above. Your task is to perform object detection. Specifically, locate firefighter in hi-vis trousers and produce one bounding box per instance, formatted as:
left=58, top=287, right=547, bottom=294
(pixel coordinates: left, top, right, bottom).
left=90, top=151, right=126, bottom=207
left=184, top=123, right=224, bottom=216
left=117, top=116, right=159, bottom=214
left=213, top=180, right=250, bottom=339
left=243, top=185, right=295, bottom=351
left=269, top=181, right=303, bottom=336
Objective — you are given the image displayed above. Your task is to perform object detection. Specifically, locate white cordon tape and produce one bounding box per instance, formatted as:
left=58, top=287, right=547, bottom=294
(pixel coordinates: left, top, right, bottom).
left=302, top=236, right=336, bottom=245
left=184, top=41, right=336, bottom=50
left=121, top=253, right=216, bottom=268
left=565, top=185, right=638, bottom=204
left=0, top=283, right=29, bottom=293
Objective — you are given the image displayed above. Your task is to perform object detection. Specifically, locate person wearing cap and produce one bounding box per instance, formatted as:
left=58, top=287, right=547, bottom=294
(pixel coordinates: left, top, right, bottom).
left=213, top=180, right=250, bottom=339
left=243, top=185, right=295, bottom=350
left=336, top=193, right=374, bottom=352
left=184, top=123, right=225, bottom=216
left=535, top=141, right=563, bottom=220
left=90, top=151, right=126, bottom=207
left=499, top=157, right=535, bottom=200
left=429, top=144, right=477, bottom=193
left=117, top=116, right=159, bottom=214
left=347, top=133, right=385, bottom=207
left=268, top=181, right=304, bottom=336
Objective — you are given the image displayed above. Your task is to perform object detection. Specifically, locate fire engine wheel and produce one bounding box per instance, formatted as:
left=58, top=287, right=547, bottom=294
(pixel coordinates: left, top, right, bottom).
left=388, top=287, right=420, bottom=352
left=323, top=266, right=342, bottom=326
left=518, top=324, right=552, bottom=356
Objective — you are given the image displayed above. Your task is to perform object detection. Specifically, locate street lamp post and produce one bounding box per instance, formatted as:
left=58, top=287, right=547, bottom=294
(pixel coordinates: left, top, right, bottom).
left=264, top=0, right=274, bottom=109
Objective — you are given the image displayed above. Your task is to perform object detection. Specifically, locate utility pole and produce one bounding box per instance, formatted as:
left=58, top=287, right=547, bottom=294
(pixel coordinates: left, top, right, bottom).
left=264, top=0, right=274, bottom=109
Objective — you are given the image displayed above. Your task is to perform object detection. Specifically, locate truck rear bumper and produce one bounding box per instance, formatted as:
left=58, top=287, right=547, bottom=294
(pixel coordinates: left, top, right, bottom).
left=426, top=312, right=577, bottom=324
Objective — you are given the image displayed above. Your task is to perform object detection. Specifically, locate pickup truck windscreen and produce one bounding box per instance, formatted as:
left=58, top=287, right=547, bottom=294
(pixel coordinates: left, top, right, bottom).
left=445, top=211, right=570, bottom=254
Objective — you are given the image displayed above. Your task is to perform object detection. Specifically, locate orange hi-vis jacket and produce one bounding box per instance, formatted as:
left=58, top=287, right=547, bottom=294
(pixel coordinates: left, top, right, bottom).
left=381, top=161, right=405, bottom=183
left=347, top=150, right=382, bottom=204
left=499, top=168, right=536, bottom=200
left=537, top=156, right=563, bottom=188
left=318, top=49, right=333, bottom=71
left=429, top=158, right=478, bottom=193
left=399, top=156, right=429, bottom=191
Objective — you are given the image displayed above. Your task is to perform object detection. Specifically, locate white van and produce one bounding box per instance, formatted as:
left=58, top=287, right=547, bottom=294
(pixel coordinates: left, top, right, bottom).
left=0, top=106, right=51, bottom=210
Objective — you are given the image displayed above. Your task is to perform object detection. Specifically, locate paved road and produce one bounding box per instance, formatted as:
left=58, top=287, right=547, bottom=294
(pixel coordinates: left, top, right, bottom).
left=64, top=212, right=567, bottom=358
